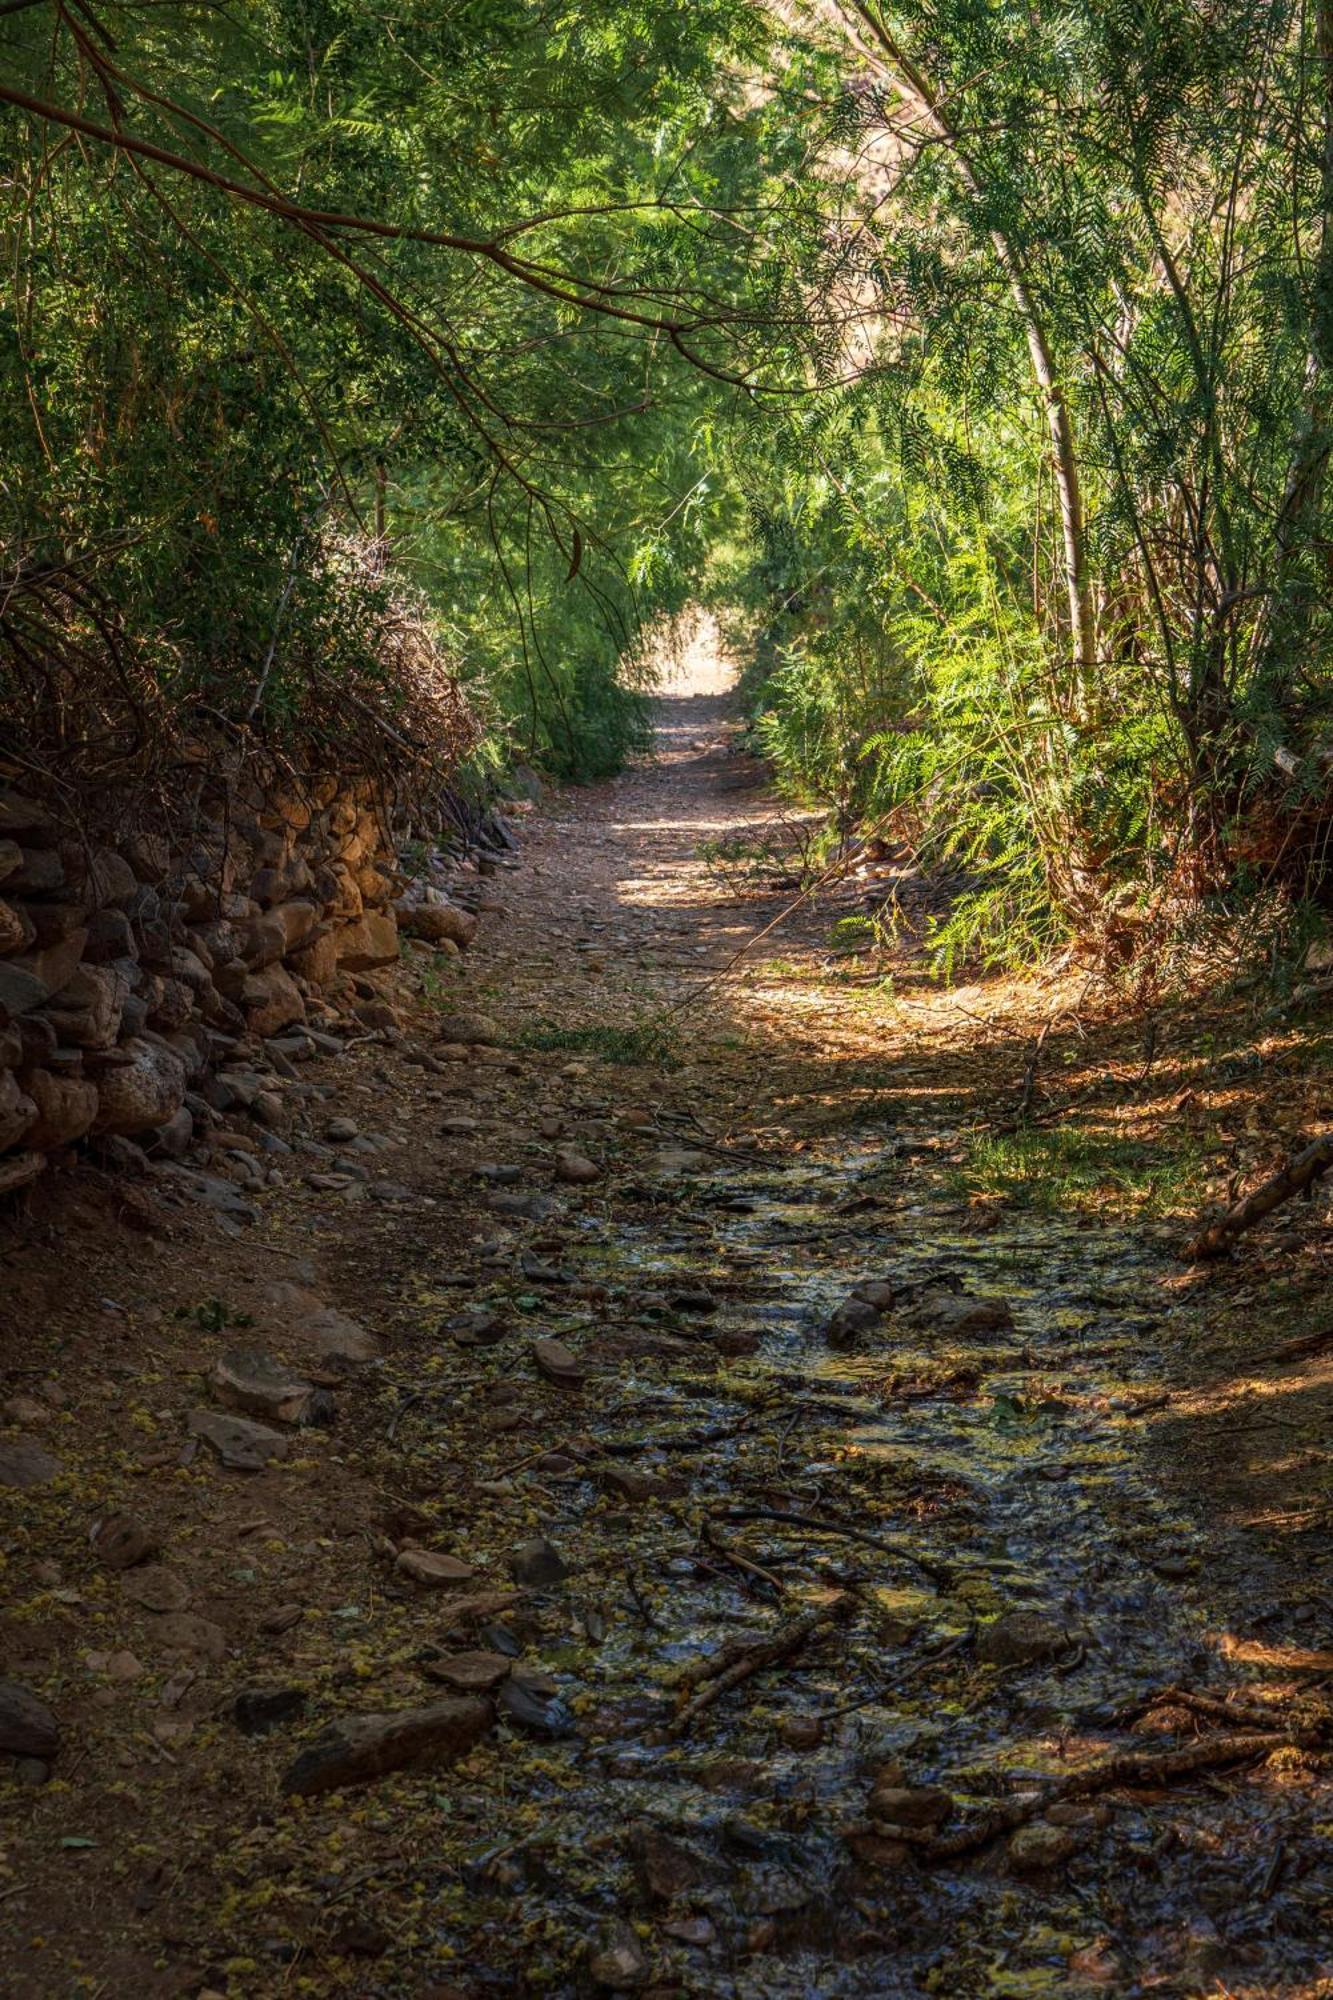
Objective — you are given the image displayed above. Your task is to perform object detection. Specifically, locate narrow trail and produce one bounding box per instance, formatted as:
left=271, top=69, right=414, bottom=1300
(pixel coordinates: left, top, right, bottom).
left=7, top=643, right=1333, bottom=1997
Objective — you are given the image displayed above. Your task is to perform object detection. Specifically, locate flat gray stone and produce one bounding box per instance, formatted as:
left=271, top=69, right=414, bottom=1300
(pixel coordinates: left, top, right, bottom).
left=0, top=1437, right=61, bottom=1488
left=188, top=1407, right=289, bottom=1472
left=281, top=1696, right=491, bottom=1797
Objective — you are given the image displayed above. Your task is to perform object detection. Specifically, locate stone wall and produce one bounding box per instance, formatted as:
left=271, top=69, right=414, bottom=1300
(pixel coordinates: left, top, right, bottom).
left=0, top=770, right=499, bottom=1194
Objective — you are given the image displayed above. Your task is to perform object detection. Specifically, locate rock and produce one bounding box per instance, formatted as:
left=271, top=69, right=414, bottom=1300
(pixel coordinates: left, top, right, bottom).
left=976, top=1610, right=1068, bottom=1667
left=908, top=1289, right=1015, bottom=1337
left=214, top=1350, right=325, bottom=1426
left=69, top=845, right=138, bottom=908
left=149, top=1105, right=194, bottom=1157
left=497, top=1672, right=576, bottom=1738
left=510, top=1536, right=568, bottom=1588
left=331, top=1915, right=392, bottom=1958
left=628, top=1821, right=706, bottom=1902
left=396, top=1549, right=477, bottom=1588
left=715, top=1328, right=760, bottom=1358
left=0, top=1681, right=58, bottom=1759
left=435, top=1012, right=504, bottom=1046
left=555, top=1150, right=601, bottom=1185
left=1007, top=1821, right=1081, bottom=1872
left=842, top=1826, right=911, bottom=1871
left=0, top=897, right=34, bottom=955
left=188, top=1407, right=290, bottom=1472
left=155, top=1612, right=227, bottom=1661
left=488, top=1191, right=555, bottom=1222
left=826, top=1295, right=880, bottom=1347
left=93, top=1038, right=186, bottom=1135
left=395, top=886, right=478, bottom=948
left=0, top=1436, right=61, bottom=1488
left=598, top=1465, right=668, bottom=1504
left=6, top=846, right=64, bottom=894
left=0, top=1152, right=46, bottom=1197
left=780, top=1714, right=825, bottom=1751
left=240, top=964, right=306, bottom=1037
left=449, top=1308, right=509, bottom=1349
left=5, top=1395, right=48, bottom=1426
left=15, top=928, right=88, bottom=998
left=23, top=1069, right=99, bottom=1151
left=437, top=1590, right=522, bottom=1633
left=669, top=1285, right=717, bottom=1314
left=262, top=1282, right=379, bottom=1362
left=0, top=790, right=50, bottom=834
left=421, top=1651, right=512, bottom=1693
left=531, top=1337, right=586, bottom=1389
left=325, top=1115, right=358, bottom=1143
left=868, top=1784, right=951, bottom=1828
left=155, top=1164, right=259, bottom=1223
left=234, top=1686, right=308, bottom=1735
left=334, top=910, right=399, bottom=971
left=0, top=1067, right=37, bottom=1149
left=259, top=1603, right=304, bottom=1635
left=588, top=1920, right=649, bottom=1989
left=45, top=964, right=130, bottom=1048
left=92, top=1511, right=157, bottom=1570
left=244, top=900, right=319, bottom=967
left=281, top=1696, right=491, bottom=1797
left=83, top=906, right=135, bottom=963
left=124, top=1565, right=191, bottom=1613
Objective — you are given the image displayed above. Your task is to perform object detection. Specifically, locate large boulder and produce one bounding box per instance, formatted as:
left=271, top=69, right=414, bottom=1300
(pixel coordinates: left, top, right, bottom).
left=62, top=844, right=137, bottom=909
left=334, top=910, right=398, bottom=971
left=92, top=1037, right=186, bottom=1136
left=0, top=963, right=48, bottom=1025
left=240, top=964, right=305, bottom=1036
left=287, top=931, right=339, bottom=989
left=43, top=964, right=129, bottom=1049
left=6, top=848, right=64, bottom=895
left=241, top=901, right=319, bottom=970
left=23, top=1069, right=98, bottom=1151
left=14, top=930, right=89, bottom=998
left=0, top=1069, right=37, bottom=1151
left=394, top=884, right=477, bottom=949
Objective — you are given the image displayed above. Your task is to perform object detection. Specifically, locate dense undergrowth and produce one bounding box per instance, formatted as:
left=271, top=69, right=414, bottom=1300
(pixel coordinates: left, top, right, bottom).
left=6, top=1, right=1333, bottom=982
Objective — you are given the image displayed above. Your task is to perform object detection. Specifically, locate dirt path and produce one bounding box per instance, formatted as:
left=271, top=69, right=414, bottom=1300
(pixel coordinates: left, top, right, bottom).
left=6, top=640, right=1333, bottom=1998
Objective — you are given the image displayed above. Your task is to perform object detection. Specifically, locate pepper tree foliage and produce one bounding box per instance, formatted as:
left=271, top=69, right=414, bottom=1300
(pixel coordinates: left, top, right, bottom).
left=728, top=0, right=1333, bottom=966
left=0, top=0, right=839, bottom=783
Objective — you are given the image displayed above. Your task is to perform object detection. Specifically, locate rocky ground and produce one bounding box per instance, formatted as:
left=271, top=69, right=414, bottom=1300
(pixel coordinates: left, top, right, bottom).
left=6, top=641, right=1333, bottom=1998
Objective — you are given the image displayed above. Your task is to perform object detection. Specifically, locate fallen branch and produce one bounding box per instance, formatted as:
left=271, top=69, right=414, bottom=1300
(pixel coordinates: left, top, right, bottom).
left=715, top=1507, right=951, bottom=1588
left=875, top=1731, right=1296, bottom=1862
left=667, top=1596, right=851, bottom=1738
left=1183, top=1135, right=1333, bottom=1260
left=1261, top=1323, right=1333, bottom=1365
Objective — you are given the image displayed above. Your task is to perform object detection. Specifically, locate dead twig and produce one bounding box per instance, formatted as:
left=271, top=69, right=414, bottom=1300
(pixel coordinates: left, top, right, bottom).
left=702, top=1519, right=787, bottom=1598
left=667, top=1595, right=851, bottom=1738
